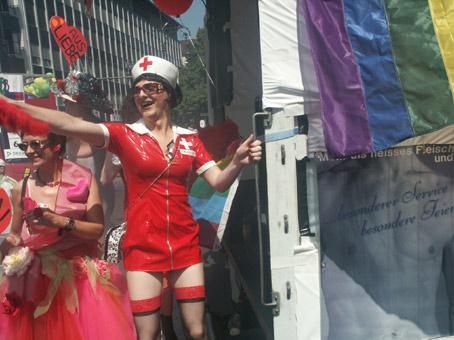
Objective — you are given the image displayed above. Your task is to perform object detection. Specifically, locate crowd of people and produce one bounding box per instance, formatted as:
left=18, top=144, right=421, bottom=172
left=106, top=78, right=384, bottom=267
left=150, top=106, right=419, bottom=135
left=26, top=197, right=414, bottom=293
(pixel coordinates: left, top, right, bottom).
left=0, top=55, right=262, bottom=339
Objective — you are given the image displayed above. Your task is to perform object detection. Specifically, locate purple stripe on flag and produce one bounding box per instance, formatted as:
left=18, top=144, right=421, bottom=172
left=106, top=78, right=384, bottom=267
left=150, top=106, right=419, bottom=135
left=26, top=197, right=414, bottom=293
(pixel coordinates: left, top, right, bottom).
left=301, top=0, right=372, bottom=156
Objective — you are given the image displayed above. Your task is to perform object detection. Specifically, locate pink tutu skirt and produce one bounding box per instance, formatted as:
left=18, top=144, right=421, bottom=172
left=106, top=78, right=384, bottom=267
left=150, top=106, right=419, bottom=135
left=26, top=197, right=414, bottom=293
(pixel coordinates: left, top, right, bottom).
left=0, top=252, right=136, bottom=340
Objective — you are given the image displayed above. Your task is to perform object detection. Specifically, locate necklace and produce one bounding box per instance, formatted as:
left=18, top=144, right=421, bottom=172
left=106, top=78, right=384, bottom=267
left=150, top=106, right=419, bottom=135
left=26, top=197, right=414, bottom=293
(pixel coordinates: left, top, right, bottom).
left=35, top=170, right=61, bottom=187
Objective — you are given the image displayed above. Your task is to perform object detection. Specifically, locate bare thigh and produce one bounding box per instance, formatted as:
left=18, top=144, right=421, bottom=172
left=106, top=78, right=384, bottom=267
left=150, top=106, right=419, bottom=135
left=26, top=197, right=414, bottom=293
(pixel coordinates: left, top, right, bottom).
left=170, top=262, right=204, bottom=289
left=170, top=263, right=205, bottom=338
left=126, top=271, right=163, bottom=339
left=126, top=270, right=163, bottom=299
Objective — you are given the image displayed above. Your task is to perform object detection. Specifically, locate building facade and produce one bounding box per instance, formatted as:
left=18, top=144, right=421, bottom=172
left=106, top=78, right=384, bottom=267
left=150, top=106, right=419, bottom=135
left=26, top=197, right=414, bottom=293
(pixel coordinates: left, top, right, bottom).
left=0, top=0, right=182, bottom=117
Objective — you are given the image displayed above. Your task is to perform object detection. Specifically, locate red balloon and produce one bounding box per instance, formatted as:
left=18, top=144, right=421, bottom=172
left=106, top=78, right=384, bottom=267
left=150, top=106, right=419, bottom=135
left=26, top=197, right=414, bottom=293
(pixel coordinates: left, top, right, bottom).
left=154, top=0, right=193, bottom=17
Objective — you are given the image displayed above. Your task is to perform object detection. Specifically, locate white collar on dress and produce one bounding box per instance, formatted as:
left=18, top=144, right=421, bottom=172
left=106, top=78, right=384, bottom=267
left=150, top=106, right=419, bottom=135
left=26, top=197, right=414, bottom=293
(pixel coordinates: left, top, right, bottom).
left=126, top=119, right=197, bottom=136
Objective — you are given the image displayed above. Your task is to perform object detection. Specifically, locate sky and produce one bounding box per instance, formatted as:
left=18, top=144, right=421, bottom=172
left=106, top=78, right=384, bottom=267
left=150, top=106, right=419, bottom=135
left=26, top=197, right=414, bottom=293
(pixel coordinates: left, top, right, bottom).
left=177, top=0, right=206, bottom=39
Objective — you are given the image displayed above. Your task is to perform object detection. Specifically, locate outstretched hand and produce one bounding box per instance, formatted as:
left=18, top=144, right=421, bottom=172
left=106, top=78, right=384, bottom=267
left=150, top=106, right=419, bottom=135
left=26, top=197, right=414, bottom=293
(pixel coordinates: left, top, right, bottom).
left=232, top=134, right=262, bottom=166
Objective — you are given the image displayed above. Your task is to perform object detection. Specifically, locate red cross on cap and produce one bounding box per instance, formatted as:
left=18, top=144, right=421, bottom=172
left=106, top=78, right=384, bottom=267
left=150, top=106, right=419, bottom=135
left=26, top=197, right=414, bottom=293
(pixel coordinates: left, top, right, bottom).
left=139, top=57, right=153, bottom=71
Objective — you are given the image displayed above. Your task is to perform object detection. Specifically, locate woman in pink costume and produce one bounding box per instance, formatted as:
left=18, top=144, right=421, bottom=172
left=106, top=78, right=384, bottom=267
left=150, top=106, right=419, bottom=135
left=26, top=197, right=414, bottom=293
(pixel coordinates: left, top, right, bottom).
left=0, top=55, right=262, bottom=340
left=0, top=132, right=136, bottom=340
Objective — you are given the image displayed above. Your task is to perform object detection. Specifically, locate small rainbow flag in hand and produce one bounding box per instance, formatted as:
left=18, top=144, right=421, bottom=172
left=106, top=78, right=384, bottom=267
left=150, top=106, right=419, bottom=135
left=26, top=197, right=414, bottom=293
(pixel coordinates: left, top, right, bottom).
left=302, top=0, right=454, bottom=157
left=189, top=157, right=239, bottom=250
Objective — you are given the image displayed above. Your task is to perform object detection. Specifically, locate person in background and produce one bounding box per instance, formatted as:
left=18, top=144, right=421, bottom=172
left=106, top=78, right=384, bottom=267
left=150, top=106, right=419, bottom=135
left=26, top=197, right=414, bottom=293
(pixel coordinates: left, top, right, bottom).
left=0, top=132, right=136, bottom=340
left=100, top=151, right=124, bottom=227
left=54, top=70, right=112, bottom=174
left=0, top=55, right=262, bottom=340
left=55, top=71, right=116, bottom=236
left=0, top=159, right=17, bottom=198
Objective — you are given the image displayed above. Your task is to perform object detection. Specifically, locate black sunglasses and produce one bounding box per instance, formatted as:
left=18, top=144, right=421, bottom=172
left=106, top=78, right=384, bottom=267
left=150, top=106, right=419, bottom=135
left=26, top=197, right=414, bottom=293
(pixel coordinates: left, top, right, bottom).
left=131, top=82, right=165, bottom=96
left=17, top=140, right=49, bottom=152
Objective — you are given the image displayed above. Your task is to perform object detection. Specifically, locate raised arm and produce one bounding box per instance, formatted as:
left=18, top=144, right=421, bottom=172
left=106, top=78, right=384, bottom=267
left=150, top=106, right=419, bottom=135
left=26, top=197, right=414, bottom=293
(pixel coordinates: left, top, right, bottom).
left=202, top=134, right=262, bottom=192
left=1, top=95, right=105, bottom=147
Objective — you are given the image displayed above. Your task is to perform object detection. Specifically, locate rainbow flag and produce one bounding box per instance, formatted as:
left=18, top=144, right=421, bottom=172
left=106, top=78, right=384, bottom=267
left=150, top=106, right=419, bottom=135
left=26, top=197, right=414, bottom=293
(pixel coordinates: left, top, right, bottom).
left=302, top=0, right=454, bottom=156
left=189, top=175, right=238, bottom=250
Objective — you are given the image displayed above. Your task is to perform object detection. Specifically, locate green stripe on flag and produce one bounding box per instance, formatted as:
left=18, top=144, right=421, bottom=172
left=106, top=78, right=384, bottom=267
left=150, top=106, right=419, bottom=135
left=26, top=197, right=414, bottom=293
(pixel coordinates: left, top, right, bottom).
left=384, top=0, right=454, bottom=135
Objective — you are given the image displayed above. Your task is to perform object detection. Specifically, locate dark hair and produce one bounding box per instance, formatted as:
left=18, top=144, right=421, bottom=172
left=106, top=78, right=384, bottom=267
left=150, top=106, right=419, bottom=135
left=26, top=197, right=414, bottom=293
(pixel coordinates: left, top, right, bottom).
left=130, top=73, right=183, bottom=108
left=120, top=92, right=141, bottom=123
left=20, top=132, right=67, bottom=156
left=47, top=133, right=67, bottom=156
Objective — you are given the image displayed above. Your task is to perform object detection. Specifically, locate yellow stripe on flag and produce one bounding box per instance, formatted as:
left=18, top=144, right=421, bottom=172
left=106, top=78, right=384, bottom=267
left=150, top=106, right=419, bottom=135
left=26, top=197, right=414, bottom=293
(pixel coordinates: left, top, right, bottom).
left=429, top=0, right=454, bottom=97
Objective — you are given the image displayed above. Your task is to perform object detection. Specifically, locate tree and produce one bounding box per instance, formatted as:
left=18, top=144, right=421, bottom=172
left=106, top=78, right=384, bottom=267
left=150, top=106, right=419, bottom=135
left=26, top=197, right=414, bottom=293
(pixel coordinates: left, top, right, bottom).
left=173, top=29, right=208, bottom=128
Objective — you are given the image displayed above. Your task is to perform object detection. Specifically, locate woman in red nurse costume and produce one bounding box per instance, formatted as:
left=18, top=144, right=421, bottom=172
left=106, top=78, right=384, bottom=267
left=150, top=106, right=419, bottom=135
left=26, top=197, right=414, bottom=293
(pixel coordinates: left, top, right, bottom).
left=0, top=55, right=262, bottom=340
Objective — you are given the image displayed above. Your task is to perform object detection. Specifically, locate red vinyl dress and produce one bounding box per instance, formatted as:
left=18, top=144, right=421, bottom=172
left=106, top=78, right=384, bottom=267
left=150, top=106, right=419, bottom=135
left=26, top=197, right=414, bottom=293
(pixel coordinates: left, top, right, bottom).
left=100, top=120, right=215, bottom=272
